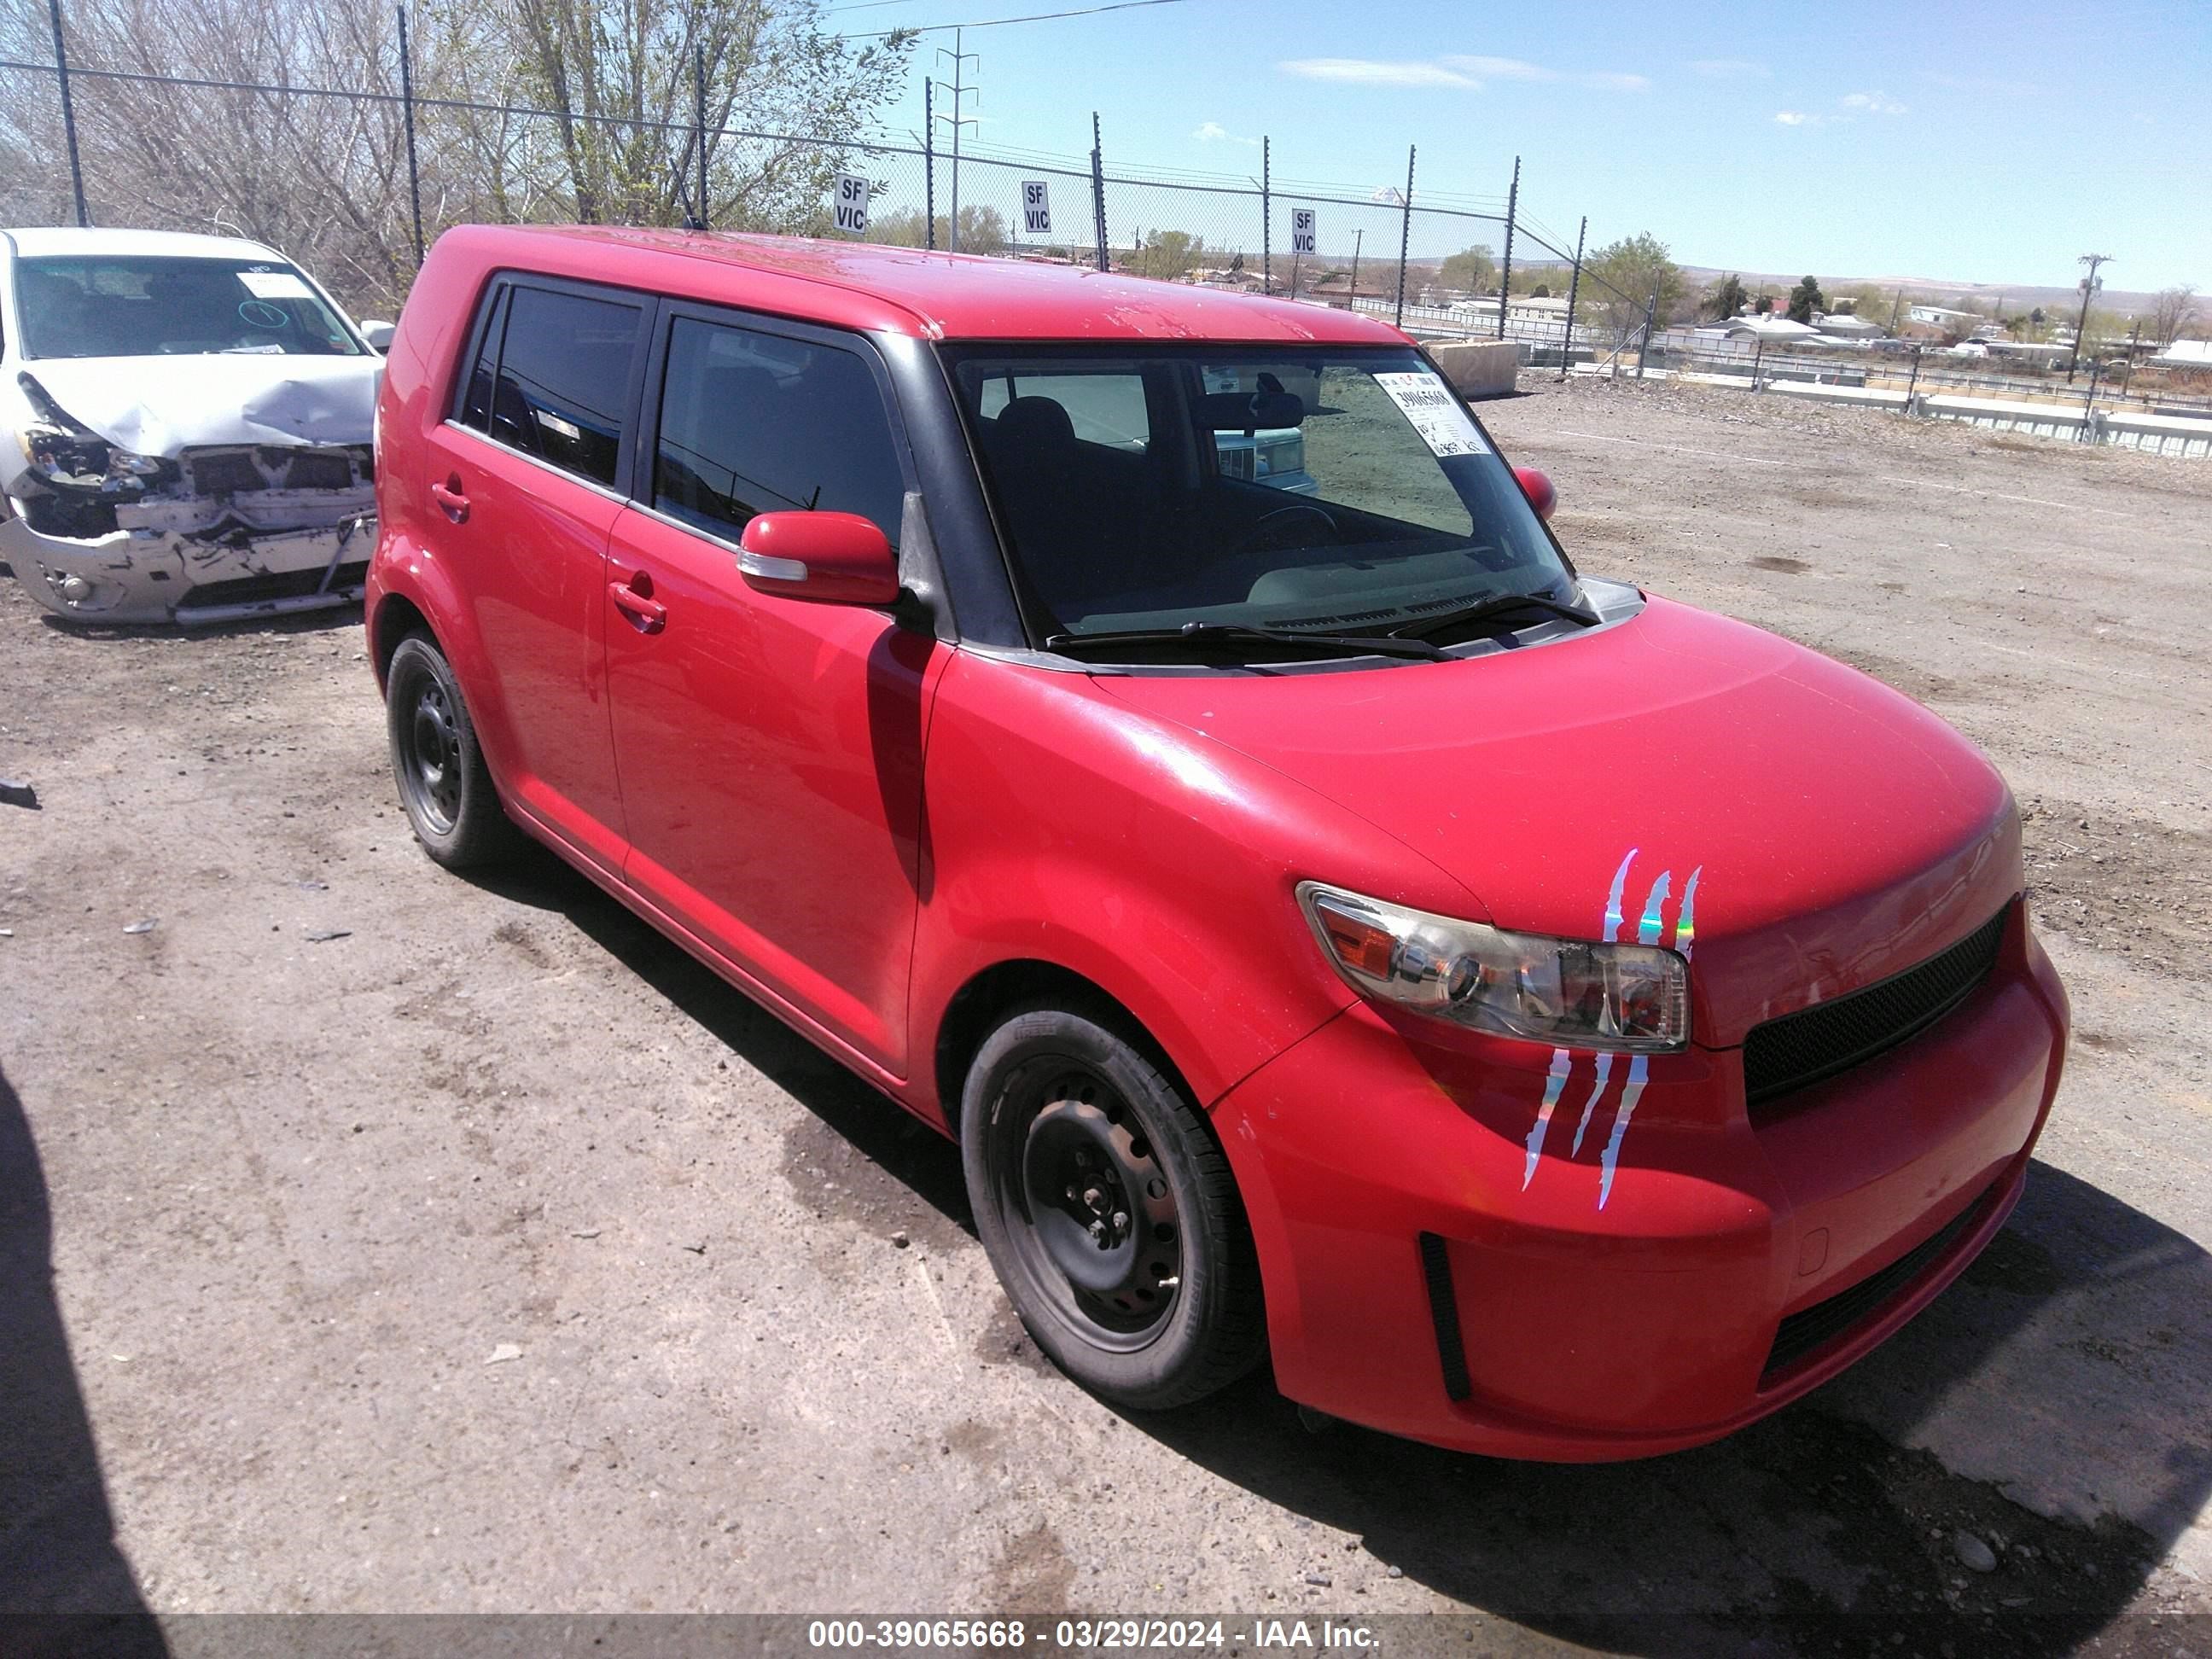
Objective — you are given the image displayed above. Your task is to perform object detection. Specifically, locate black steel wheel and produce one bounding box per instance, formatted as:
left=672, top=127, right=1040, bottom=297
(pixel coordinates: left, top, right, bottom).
left=385, top=632, right=517, bottom=870
left=962, top=1000, right=1265, bottom=1408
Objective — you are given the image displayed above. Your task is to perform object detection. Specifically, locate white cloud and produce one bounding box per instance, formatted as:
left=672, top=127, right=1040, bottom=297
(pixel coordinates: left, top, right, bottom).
left=1278, top=54, right=1645, bottom=92
left=1773, top=110, right=1820, bottom=126
left=1441, top=54, right=1650, bottom=90
left=1278, top=58, right=1483, bottom=90
left=1691, top=57, right=1769, bottom=79
left=1191, top=120, right=1260, bottom=147
left=1841, top=90, right=1907, bottom=114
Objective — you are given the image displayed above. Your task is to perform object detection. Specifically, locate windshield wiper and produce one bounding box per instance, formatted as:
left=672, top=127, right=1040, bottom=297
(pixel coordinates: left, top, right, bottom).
left=1388, top=590, right=1600, bottom=643
left=1045, top=621, right=1447, bottom=662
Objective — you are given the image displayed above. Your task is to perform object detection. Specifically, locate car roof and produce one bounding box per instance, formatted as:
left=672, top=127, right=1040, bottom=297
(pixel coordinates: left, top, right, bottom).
left=1, top=225, right=288, bottom=263
left=453, top=224, right=1412, bottom=346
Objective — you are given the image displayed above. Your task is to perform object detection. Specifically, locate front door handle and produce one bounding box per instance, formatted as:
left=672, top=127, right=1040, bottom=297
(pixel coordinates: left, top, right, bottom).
left=609, top=575, right=667, bottom=635
left=429, top=475, right=469, bottom=523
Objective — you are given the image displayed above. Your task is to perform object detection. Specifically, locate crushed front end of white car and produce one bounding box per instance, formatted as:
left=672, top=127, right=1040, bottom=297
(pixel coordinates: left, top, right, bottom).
left=1, top=230, right=381, bottom=626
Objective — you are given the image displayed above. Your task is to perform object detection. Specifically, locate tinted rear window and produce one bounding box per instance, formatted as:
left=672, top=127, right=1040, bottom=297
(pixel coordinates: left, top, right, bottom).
left=484, top=285, right=642, bottom=488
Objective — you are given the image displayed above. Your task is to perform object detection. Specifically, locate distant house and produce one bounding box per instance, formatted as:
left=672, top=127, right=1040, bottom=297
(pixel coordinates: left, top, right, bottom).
left=1906, top=304, right=1982, bottom=330
left=1720, top=315, right=1820, bottom=342
left=2151, top=338, right=2212, bottom=370
left=1811, top=311, right=1884, bottom=338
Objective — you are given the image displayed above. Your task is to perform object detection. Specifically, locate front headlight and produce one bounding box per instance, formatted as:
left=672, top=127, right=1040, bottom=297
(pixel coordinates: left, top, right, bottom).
left=1298, top=881, right=1690, bottom=1051
left=15, top=425, right=169, bottom=493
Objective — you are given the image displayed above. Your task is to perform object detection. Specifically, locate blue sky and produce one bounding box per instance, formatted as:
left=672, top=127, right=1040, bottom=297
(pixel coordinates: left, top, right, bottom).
left=841, top=0, right=2210, bottom=294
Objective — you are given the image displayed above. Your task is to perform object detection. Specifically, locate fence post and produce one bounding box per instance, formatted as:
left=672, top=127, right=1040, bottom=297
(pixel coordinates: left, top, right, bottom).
left=396, top=5, right=423, bottom=265
left=1090, top=112, right=1109, bottom=272
left=1260, top=136, right=1271, bottom=296
left=1635, top=285, right=1658, bottom=379
left=1349, top=227, right=1363, bottom=312
left=1750, top=335, right=1764, bottom=391
left=1496, top=154, right=1519, bottom=341
left=1557, top=214, right=1585, bottom=381
left=923, top=81, right=935, bottom=249
left=48, top=0, right=89, bottom=228
left=1902, top=344, right=1923, bottom=412
left=1394, top=145, right=1414, bottom=329
left=2119, top=321, right=2140, bottom=400
left=693, top=42, right=709, bottom=230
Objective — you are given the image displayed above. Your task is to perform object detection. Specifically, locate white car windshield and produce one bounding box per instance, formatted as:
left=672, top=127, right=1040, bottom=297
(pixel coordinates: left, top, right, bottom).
left=14, top=255, right=364, bottom=359
left=947, top=345, right=1575, bottom=649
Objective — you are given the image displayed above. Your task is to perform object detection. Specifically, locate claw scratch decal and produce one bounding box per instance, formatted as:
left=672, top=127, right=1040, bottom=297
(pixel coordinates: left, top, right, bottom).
left=1522, top=852, right=1705, bottom=1208
left=1520, top=1049, right=1574, bottom=1190
left=1522, top=849, right=1636, bottom=1189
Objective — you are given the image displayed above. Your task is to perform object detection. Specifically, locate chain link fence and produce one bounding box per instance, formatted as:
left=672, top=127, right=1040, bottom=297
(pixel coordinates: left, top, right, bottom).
left=0, top=0, right=1654, bottom=343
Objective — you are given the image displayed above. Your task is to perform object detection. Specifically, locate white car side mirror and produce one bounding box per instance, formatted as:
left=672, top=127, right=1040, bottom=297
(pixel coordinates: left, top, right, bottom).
left=360, top=319, right=396, bottom=352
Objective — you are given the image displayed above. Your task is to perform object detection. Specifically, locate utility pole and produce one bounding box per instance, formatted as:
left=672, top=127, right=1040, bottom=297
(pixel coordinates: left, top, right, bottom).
left=1888, top=286, right=1905, bottom=334
left=2067, top=252, right=2111, bottom=381
left=1635, top=284, right=1659, bottom=379
left=1349, top=228, right=1363, bottom=310
left=933, top=30, right=978, bottom=252
left=2119, top=320, right=2142, bottom=399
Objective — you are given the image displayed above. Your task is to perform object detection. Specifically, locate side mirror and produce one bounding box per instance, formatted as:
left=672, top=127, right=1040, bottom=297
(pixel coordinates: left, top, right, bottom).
left=359, top=319, right=396, bottom=352
left=737, top=511, right=899, bottom=606
left=1514, top=466, right=1556, bottom=522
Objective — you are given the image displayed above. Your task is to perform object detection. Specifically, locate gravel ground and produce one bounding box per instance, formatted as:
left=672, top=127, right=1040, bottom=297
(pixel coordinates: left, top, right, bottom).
left=1, top=375, right=2208, bottom=1656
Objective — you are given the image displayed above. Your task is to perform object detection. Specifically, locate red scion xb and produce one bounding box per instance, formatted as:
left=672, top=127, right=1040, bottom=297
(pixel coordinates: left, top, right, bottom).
left=365, top=226, right=2070, bottom=1460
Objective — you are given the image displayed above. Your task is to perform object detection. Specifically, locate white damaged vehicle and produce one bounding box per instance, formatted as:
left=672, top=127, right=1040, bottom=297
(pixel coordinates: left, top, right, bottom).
left=1, top=227, right=382, bottom=625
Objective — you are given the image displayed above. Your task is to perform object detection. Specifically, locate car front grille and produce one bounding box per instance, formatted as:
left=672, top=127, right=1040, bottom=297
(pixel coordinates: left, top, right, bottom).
left=1761, top=1184, right=1990, bottom=1382
left=1742, top=906, right=2009, bottom=1109
left=189, top=446, right=366, bottom=495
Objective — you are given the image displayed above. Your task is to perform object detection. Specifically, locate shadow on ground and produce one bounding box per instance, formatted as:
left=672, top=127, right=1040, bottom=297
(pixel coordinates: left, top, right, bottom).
left=480, top=847, right=2209, bottom=1654
left=0, top=1066, right=167, bottom=1655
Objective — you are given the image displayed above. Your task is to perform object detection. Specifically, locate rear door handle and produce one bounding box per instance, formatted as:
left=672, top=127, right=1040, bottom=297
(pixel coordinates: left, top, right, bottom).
left=609, top=576, right=667, bottom=635
left=429, top=476, right=469, bottom=522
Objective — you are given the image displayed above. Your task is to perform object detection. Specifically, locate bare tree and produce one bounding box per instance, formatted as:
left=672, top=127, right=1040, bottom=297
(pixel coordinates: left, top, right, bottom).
left=0, top=0, right=913, bottom=314
left=2147, top=285, right=2200, bottom=346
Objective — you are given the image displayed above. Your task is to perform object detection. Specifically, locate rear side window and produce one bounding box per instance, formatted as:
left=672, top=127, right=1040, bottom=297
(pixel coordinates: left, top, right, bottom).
left=457, top=282, right=642, bottom=488
left=653, top=315, right=905, bottom=547
left=457, top=286, right=507, bottom=431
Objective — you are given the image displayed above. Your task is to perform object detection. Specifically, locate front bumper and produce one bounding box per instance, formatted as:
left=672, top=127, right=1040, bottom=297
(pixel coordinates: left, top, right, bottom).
left=1213, top=902, right=2069, bottom=1461
left=1, top=511, right=374, bottom=626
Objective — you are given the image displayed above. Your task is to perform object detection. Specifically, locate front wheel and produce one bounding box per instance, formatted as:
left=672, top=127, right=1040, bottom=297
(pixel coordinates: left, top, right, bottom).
left=386, top=632, right=517, bottom=870
left=960, top=1002, right=1266, bottom=1409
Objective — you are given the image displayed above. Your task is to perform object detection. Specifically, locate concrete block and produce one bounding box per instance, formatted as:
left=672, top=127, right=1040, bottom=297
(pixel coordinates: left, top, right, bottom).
left=1429, top=340, right=1519, bottom=400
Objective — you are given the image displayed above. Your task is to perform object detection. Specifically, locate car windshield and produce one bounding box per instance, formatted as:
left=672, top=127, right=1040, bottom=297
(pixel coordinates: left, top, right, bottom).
left=13, top=255, right=364, bottom=359
left=946, top=345, right=1573, bottom=648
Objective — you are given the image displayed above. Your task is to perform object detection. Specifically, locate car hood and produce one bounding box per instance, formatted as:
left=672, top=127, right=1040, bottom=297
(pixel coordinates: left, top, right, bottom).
left=1092, top=595, right=2020, bottom=1048
left=19, top=353, right=380, bottom=455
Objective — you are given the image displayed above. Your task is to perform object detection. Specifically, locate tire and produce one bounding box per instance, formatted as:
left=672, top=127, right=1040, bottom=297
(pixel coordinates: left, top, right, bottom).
left=385, top=632, right=518, bottom=870
left=960, top=1000, right=1266, bottom=1409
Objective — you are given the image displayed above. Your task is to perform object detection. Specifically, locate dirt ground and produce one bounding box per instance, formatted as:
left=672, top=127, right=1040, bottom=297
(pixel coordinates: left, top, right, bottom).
left=2, top=375, right=2209, bottom=1656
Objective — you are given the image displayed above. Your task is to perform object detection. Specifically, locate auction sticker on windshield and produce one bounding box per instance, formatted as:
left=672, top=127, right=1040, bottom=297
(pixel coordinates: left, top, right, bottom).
left=1373, top=370, right=1487, bottom=458
left=239, top=271, right=315, bottom=300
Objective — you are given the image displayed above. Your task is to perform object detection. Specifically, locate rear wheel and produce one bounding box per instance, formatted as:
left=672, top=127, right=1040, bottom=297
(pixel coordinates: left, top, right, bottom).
left=386, top=632, right=517, bottom=870
left=961, top=1002, right=1265, bottom=1408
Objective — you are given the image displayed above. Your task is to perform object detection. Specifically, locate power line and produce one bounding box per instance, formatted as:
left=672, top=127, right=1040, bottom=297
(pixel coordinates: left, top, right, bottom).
left=835, top=0, right=1189, bottom=38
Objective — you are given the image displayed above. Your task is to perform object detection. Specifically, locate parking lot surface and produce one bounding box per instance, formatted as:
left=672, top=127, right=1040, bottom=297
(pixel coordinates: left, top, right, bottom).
left=3, top=377, right=2208, bottom=1654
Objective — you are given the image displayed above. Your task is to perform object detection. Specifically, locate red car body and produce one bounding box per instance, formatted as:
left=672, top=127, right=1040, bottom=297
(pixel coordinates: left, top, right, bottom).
left=367, top=226, right=2069, bottom=1459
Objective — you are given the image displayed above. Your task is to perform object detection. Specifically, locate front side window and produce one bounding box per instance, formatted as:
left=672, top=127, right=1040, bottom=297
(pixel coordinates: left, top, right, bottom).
left=13, top=256, right=364, bottom=358
left=653, top=315, right=904, bottom=546
left=488, top=285, right=642, bottom=487
left=948, top=346, right=1572, bottom=646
